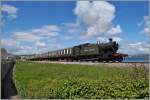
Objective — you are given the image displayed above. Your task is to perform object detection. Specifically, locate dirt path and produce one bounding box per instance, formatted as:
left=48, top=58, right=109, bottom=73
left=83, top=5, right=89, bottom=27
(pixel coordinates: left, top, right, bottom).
left=1, top=64, right=19, bottom=99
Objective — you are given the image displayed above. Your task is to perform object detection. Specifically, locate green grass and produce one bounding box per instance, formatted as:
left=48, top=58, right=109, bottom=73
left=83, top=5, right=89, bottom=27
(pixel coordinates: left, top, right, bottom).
left=14, top=61, right=149, bottom=99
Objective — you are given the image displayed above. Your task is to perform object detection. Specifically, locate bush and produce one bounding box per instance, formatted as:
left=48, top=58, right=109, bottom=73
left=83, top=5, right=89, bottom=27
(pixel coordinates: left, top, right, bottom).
left=16, top=78, right=149, bottom=99
left=59, top=78, right=149, bottom=99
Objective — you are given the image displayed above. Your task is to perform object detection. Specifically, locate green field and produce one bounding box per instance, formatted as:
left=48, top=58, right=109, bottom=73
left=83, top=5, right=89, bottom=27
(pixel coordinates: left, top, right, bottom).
left=14, top=61, right=149, bottom=99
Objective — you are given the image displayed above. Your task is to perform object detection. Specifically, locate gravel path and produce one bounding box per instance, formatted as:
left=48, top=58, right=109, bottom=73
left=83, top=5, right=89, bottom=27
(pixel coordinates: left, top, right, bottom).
left=1, top=64, right=19, bottom=99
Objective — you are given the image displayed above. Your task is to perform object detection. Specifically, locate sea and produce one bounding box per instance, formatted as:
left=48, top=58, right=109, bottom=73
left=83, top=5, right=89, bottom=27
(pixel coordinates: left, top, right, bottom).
left=123, top=56, right=149, bottom=63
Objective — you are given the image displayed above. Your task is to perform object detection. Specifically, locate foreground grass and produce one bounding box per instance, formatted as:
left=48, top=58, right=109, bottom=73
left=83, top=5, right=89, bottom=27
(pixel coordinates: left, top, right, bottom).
left=14, top=61, right=149, bottom=99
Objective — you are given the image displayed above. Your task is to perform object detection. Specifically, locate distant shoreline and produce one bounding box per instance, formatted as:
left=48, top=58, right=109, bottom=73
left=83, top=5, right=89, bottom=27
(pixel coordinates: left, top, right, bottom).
left=123, top=56, right=149, bottom=63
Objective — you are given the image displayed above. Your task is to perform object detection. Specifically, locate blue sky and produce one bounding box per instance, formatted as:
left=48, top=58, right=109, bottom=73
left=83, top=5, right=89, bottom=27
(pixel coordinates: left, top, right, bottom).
left=1, top=1, right=149, bottom=55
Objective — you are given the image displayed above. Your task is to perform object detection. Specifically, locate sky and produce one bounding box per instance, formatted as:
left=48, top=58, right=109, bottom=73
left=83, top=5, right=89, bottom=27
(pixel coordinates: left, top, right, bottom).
left=1, top=1, right=149, bottom=55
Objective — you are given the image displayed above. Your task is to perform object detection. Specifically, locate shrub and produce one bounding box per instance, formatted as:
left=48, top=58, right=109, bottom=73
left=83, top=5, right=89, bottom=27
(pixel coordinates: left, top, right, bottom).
left=16, top=78, right=149, bottom=99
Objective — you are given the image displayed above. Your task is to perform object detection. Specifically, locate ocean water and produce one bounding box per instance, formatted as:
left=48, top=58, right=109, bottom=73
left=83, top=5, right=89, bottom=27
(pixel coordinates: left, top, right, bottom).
left=123, top=57, right=149, bottom=63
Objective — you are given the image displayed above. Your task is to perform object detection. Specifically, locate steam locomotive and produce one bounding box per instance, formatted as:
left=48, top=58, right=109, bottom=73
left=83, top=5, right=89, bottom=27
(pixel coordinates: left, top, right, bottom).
left=28, top=38, right=128, bottom=62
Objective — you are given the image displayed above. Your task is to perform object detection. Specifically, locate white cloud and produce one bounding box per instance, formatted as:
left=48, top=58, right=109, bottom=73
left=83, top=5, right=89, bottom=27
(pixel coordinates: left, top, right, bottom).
left=16, top=45, right=32, bottom=51
left=2, top=4, right=18, bottom=14
left=13, top=32, right=41, bottom=42
left=1, top=38, right=33, bottom=54
left=74, top=1, right=121, bottom=39
left=31, top=25, right=60, bottom=37
left=35, top=41, right=46, bottom=48
left=2, top=25, right=60, bottom=54
left=14, top=45, right=37, bottom=55
left=117, top=41, right=149, bottom=54
left=68, top=28, right=79, bottom=33
left=32, top=25, right=60, bottom=36
left=12, top=25, right=60, bottom=42
left=63, top=35, right=73, bottom=40
left=12, top=42, right=61, bottom=55
left=96, top=37, right=122, bottom=43
left=137, top=21, right=143, bottom=27
left=128, top=42, right=149, bottom=53
left=61, top=22, right=80, bottom=33
left=112, top=37, right=122, bottom=43
left=1, top=38, right=19, bottom=47
left=34, top=42, right=61, bottom=54
left=107, top=25, right=122, bottom=35
left=140, top=16, right=150, bottom=36
left=2, top=4, right=18, bottom=18
left=141, top=27, right=149, bottom=35
left=96, top=37, right=108, bottom=43
left=1, top=38, right=61, bottom=55
left=3, top=24, right=61, bottom=55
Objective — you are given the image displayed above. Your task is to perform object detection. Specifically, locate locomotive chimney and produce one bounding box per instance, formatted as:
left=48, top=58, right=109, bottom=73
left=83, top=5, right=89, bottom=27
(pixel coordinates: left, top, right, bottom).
left=109, top=38, right=112, bottom=42
left=97, top=41, right=100, bottom=44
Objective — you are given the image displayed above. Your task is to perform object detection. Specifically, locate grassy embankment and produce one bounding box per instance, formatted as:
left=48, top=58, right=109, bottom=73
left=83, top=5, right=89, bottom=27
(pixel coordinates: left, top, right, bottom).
left=14, top=61, right=149, bottom=99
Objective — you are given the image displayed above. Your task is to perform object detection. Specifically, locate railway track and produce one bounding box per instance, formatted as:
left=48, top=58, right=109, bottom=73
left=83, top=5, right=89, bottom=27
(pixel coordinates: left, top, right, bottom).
left=34, top=61, right=149, bottom=67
